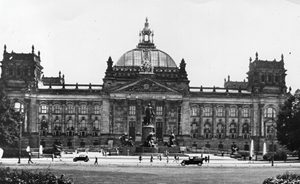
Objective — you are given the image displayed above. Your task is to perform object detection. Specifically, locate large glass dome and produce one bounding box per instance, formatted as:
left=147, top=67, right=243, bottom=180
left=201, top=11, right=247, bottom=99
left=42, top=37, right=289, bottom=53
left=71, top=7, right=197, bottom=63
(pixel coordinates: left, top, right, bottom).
left=116, top=48, right=177, bottom=68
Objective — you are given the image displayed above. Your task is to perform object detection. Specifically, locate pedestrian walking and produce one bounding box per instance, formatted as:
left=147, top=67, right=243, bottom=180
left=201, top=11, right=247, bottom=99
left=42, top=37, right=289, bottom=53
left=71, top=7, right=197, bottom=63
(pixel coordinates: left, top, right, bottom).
left=176, top=155, right=179, bottom=163
left=51, top=154, right=54, bottom=161
left=166, top=155, right=169, bottom=164
left=28, top=152, right=33, bottom=164
left=150, top=154, right=153, bottom=162
left=207, top=155, right=210, bottom=163
left=204, top=156, right=207, bottom=163
left=139, top=155, right=142, bottom=163
left=173, top=155, right=177, bottom=162
left=94, top=156, right=98, bottom=165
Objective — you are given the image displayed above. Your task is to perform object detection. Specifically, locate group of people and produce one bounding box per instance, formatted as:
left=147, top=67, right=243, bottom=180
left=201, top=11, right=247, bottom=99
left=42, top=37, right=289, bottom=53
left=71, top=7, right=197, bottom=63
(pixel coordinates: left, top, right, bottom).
left=138, top=154, right=180, bottom=164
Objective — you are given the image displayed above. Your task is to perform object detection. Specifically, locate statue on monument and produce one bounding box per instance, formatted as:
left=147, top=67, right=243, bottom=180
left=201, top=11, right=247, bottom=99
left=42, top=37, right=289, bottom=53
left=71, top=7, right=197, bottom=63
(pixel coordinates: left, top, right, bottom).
left=164, top=131, right=177, bottom=147
left=119, top=133, right=133, bottom=147
left=143, top=103, right=155, bottom=125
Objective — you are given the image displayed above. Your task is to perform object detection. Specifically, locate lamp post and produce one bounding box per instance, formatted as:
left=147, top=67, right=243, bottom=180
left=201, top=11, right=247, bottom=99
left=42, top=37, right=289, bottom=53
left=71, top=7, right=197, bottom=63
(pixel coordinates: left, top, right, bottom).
left=18, top=120, right=22, bottom=164
left=15, top=102, right=24, bottom=164
left=271, top=123, right=275, bottom=167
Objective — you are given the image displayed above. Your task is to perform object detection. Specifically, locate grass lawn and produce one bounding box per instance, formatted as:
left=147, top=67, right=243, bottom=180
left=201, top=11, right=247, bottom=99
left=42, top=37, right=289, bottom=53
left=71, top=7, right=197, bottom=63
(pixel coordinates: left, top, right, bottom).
left=3, top=164, right=300, bottom=184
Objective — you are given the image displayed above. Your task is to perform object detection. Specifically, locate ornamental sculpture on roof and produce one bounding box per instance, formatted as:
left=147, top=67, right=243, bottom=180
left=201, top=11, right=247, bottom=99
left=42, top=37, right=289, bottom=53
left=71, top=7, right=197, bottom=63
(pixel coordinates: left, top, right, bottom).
left=140, top=49, right=153, bottom=73
left=139, top=17, right=154, bottom=44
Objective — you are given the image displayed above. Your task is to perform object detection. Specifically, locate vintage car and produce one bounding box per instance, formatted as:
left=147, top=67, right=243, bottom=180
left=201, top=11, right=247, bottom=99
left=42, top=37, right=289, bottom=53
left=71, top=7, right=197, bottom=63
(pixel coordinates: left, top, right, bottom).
left=73, top=154, right=89, bottom=162
left=180, top=156, right=204, bottom=166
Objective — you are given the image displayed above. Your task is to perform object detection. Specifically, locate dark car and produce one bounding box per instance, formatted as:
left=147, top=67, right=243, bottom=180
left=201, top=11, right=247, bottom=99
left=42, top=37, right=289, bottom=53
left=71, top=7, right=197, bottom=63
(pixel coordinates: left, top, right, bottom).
left=181, top=156, right=204, bottom=166
left=73, top=154, right=89, bottom=162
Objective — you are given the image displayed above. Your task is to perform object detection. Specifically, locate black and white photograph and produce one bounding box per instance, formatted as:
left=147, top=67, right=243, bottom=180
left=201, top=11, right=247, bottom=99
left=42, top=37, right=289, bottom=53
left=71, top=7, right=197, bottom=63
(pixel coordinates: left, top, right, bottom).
left=0, top=0, right=300, bottom=183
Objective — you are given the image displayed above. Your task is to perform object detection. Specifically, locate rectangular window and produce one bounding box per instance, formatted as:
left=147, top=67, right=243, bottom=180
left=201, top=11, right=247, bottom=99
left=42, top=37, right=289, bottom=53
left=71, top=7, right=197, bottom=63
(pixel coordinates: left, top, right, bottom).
left=67, top=105, right=74, bottom=114
left=230, top=108, right=238, bottom=117
left=94, top=105, right=100, bottom=114
left=217, top=108, right=224, bottom=117
left=129, top=106, right=136, bottom=115
left=53, top=105, right=61, bottom=114
left=125, top=52, right=133, bottom=66
left=151, top=51, right=158, bottom=67
left=39, top=105, right=48, bottom=114
left=134, top=51, right=142, bottom=66
left=80, top=105, right=87, bottom=114
left=191, top=107, right=199, bottom=117
left=159, top=53, right=167, bottom=67
left=204, top=107, right=212, bottom=117
left=156, top=106, right=163, bottom=116
left=242, top=108, right=250, bottom=117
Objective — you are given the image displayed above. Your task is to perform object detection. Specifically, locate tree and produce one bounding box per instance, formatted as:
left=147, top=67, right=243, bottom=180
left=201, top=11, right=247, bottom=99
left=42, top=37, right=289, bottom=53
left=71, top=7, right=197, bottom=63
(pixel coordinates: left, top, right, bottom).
left=277, top=90, right=300, bottom=159
left=0, top=88, right=22, bottom=147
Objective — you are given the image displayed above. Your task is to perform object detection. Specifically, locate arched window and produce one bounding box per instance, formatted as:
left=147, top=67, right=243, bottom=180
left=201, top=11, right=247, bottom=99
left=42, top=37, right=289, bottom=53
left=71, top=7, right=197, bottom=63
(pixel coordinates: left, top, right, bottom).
left=53, top=116, right=61, bottom=136
left=229, top=121, right=237, bottom=139
left=93, top=117, right=100, bottom=130
left=242, top=122, right=249, bottom=134
left=66, top=116, right=74, bottom=136
left=66, top=116, right=74, bottom=130
left=79, top=117, right=87, bottom=131
left=242, top=121, right=250, bottom=139
left=230, top=122, right=237, bottom=133
left=216, top=123, right=224, bottom=133
left=264, top=107, right=276, bottom=118
left=204, top=120, right=211, bottom=139
left=41, top=116, right=48, bottom=130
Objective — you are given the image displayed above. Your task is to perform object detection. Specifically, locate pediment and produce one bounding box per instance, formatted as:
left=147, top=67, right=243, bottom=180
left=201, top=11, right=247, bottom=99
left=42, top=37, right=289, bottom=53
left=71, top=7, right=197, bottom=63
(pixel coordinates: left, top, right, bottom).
left=111, top=78, right=179, bottom=93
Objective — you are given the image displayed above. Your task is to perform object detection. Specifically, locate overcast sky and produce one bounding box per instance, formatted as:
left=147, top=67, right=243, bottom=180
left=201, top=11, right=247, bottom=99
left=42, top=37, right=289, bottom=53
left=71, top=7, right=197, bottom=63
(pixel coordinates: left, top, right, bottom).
left=1, top=0, right=300, bottom=92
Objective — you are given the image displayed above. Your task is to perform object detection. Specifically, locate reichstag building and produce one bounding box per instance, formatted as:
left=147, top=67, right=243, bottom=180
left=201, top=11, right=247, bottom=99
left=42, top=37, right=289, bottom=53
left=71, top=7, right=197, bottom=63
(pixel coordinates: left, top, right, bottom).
left=0, top=19, right=288, bottom=154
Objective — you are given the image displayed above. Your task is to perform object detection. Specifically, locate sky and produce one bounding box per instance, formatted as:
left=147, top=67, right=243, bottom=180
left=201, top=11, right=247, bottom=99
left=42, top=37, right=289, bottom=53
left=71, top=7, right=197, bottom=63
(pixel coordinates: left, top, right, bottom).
left=0, top=0, right=300, bottom=92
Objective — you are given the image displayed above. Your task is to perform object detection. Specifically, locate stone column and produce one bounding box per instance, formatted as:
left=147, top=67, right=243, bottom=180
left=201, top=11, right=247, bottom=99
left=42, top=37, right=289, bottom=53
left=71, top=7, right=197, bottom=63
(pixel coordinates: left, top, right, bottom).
left=225, top=104, right=229, bottom=138
left=181, top=99, right=190, bottom=135
left=62, top=104, right=66, bottom=133
left=101, top=98, right=110, bottom=134
left=49, top=104, right=53, bottom=134
left=75, top=104, right=79, bottom=134
left=212, top=104, right=216, bottom=137
left=199, top=104, right=203, bottom=137
left=259, top=104, right=265, bottom=137
left=238, top=105, right=242, bottom=137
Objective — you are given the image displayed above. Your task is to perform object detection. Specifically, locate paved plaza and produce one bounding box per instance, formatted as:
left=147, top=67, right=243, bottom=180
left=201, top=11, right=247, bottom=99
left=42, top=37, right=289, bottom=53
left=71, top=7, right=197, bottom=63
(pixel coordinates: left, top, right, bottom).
left=1, top=153, right=299, bottom=168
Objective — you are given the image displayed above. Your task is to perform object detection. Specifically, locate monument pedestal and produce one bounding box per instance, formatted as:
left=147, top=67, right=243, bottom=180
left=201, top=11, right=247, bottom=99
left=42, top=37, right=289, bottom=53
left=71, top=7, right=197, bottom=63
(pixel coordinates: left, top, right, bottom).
left=142, top=125, right=155, bottom=142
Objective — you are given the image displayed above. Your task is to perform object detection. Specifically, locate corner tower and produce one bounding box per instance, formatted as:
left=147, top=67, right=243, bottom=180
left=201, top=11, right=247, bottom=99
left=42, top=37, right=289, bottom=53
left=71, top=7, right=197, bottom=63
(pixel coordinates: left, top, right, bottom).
left=0, top=45, right=43, bottom=91
left=247, top=52, right=287, bottom=94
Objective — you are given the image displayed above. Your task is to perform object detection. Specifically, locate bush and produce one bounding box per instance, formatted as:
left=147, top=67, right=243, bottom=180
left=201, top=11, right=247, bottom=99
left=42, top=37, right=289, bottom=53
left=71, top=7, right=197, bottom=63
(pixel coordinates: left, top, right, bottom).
left=0, top=167, right=73, bottom=184
left=263, top=151, right=287, bottom=161
left=263, top=172, right=300, bottom=184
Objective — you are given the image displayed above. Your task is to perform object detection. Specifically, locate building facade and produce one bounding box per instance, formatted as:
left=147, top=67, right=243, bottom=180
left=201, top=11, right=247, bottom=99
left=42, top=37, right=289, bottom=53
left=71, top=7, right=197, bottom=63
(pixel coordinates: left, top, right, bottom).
left=0, top=19, right=288, bottom=153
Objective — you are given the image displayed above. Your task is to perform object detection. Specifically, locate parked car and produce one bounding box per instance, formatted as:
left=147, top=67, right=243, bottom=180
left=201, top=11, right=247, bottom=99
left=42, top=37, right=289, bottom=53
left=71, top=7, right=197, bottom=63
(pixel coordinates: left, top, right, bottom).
left=181, top=156, right=204, bottom=166
left=73, top=154, right=89, bottom=162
